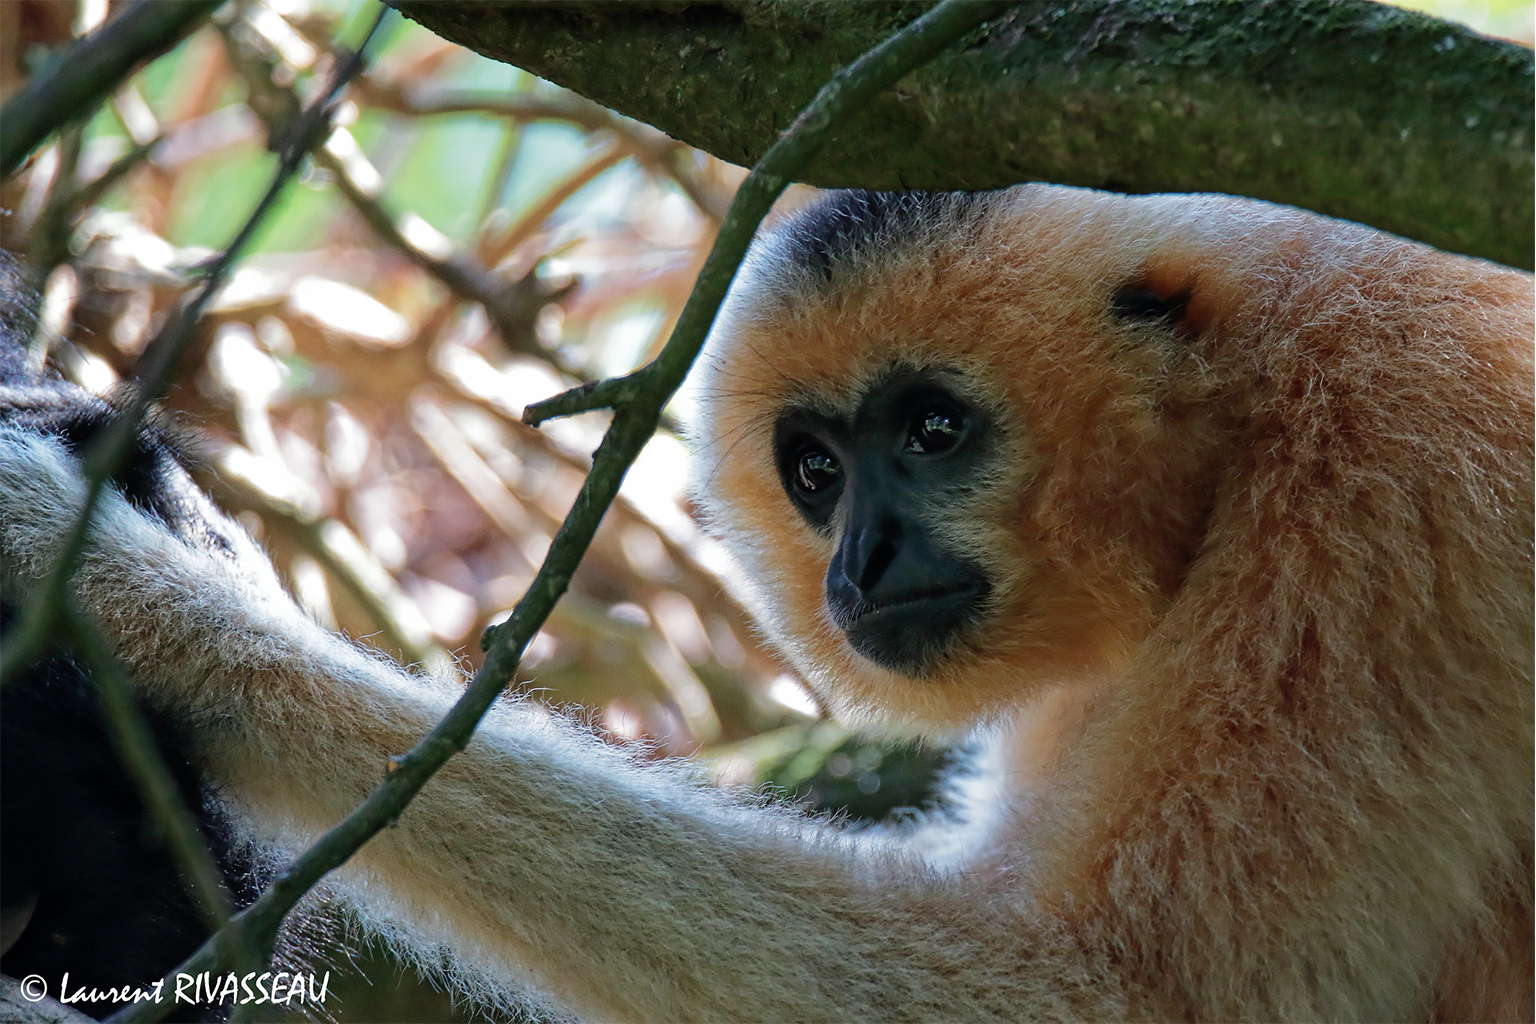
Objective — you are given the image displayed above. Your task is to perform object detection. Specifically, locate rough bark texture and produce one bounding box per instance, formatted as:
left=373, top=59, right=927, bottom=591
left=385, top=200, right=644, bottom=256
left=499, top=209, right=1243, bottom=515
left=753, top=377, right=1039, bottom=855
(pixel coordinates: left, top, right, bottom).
left=390, top=0, right=1534, bottom=269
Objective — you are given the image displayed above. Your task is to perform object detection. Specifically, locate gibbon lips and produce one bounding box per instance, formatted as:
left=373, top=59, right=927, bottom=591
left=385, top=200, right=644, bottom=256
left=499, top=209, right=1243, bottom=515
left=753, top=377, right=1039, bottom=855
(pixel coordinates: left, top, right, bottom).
left=839, top=576, right=990, bottom=675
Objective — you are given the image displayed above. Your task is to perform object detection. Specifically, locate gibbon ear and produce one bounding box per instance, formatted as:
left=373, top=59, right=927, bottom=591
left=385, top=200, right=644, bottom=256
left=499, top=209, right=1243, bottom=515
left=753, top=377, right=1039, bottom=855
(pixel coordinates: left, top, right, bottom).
left=1110, top=285, right=1190, bottom=326
left=1109, top=273, right=1206, bottom=337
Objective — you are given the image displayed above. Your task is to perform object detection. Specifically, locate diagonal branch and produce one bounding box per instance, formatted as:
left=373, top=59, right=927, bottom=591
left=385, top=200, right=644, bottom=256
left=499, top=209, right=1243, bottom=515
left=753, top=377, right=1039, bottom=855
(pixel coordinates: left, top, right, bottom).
left=105, top=3, right=1013, bottom=1018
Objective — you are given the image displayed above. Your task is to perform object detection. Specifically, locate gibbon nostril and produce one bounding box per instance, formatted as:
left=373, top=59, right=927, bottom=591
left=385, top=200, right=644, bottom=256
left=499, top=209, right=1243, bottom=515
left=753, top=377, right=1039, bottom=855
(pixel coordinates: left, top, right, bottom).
left=857, top=534, right=900, bottom=592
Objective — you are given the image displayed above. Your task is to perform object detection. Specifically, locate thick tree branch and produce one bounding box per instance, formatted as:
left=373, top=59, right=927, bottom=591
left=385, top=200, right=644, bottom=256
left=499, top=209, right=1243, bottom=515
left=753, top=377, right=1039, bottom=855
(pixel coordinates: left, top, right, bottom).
left=392, top=0, right=1535, bottom=269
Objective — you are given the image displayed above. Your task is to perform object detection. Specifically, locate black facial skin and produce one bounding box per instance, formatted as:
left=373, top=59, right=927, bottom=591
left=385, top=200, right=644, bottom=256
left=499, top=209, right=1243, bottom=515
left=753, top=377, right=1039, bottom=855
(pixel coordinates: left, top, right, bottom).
left=774, top=368, right=993, bottom=676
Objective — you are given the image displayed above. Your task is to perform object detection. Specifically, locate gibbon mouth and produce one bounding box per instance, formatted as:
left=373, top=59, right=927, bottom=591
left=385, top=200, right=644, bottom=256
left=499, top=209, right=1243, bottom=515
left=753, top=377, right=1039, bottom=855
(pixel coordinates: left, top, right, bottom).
left=841, top=579, right=990, bottom=676
left=849, top=583, right=980, bottom=619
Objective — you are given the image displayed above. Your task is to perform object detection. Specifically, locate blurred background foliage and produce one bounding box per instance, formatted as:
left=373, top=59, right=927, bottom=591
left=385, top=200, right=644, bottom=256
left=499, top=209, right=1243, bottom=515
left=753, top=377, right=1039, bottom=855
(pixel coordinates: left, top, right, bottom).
left=0, top=0, right=1526, bottom=1020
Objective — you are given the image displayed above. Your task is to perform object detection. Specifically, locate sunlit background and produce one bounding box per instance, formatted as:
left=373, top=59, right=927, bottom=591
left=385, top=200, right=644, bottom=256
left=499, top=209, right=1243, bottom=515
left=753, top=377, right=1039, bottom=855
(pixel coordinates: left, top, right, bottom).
left=1, top=0, right=1526, bottom=1019
left=1393, top=0, right=1534, bottom=40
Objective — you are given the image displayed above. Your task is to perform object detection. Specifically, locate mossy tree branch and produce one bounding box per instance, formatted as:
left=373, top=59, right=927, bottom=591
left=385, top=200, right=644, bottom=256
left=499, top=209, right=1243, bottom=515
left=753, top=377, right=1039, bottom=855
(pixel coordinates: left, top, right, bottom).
left=391, top=0, right=1535, bottom=270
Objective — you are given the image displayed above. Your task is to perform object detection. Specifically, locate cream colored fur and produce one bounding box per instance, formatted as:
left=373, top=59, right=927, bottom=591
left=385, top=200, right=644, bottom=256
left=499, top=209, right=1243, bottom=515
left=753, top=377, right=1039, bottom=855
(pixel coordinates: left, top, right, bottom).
left=2, top=184, right=1530, bottom=1021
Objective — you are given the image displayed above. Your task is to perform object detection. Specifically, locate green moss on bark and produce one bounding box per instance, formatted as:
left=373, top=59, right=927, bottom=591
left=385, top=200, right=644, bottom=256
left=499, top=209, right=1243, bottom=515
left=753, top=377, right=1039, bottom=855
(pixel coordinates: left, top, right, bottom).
left=393, top=0, right=1534, bottom=268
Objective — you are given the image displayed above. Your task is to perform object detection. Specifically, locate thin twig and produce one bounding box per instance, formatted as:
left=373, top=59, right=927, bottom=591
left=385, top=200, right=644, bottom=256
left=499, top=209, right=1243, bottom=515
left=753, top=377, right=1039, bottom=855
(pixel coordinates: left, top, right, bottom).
left=73, top=132, right=166, bottom=210
left=0, top=0, right=221, bottom=177
left=315, top=145, right=562, bottom=358
left=22, top=124, right=84, bottom=348
left=221, top=22, right=581, bottom=364
left=476, top=105, right=527, bottom=227
left=105, top=5, right=1010, bottom=1019
left=391, top=143, right=629, bottom=383
left=478, top=143, right=629, bottom=267
left=25, top=131, right=165, bottom=367
left=522, top=373, right=641, bottom=427
left=433, top=380, right=775, bottom=687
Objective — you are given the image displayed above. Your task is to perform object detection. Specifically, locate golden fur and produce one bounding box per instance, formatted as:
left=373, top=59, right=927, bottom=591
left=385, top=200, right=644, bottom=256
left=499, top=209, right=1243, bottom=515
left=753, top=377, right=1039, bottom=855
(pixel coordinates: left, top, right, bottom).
left=1, top=184, right=1529, bottom=1021
left=691, top=185, right=1534, bottom=1019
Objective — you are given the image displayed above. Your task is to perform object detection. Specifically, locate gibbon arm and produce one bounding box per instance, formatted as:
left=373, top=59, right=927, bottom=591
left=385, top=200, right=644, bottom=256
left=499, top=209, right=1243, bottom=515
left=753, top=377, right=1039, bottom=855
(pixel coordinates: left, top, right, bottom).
left=0, top=428, right=1113, bottom=1022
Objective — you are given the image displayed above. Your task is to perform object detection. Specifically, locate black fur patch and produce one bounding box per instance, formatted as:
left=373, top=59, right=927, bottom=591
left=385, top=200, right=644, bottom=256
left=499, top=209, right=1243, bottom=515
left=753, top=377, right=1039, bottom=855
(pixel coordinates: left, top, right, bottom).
left=0, top=328, right=229, bottom=554
left=781, top=190, right=982, bottom=282
left=0, top=603, right=259, bottom=1020
left=0, top=258, right=254, bottom=1018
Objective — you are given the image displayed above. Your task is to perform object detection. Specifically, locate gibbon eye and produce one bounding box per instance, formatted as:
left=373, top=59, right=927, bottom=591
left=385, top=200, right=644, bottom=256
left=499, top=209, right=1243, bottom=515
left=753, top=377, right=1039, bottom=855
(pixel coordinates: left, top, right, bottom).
left=906, top=405, right=964, bottom=454
left=795, top=447, right=842, bottom=493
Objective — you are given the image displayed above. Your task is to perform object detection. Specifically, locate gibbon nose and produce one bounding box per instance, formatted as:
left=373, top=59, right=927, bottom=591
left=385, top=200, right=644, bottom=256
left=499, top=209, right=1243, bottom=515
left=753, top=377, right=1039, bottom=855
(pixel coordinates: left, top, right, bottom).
left=824, top=506, right=990, bottom=675
left=827, top=504, right=974, bottom=612
left=842, top=516, right=903, bottom=594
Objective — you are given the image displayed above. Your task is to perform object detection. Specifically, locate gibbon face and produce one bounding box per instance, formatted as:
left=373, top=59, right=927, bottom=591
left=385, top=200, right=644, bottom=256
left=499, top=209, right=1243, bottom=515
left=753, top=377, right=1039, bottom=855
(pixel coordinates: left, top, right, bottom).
left=770, top=362, right=999, bottom=676
left=689, top=184, right=1494, bottom=733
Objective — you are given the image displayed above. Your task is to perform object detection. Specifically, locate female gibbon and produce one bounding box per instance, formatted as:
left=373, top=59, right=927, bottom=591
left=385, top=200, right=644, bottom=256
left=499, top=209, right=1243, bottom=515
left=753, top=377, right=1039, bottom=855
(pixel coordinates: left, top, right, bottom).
left=1, top=185, right=1530, bottom=1021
